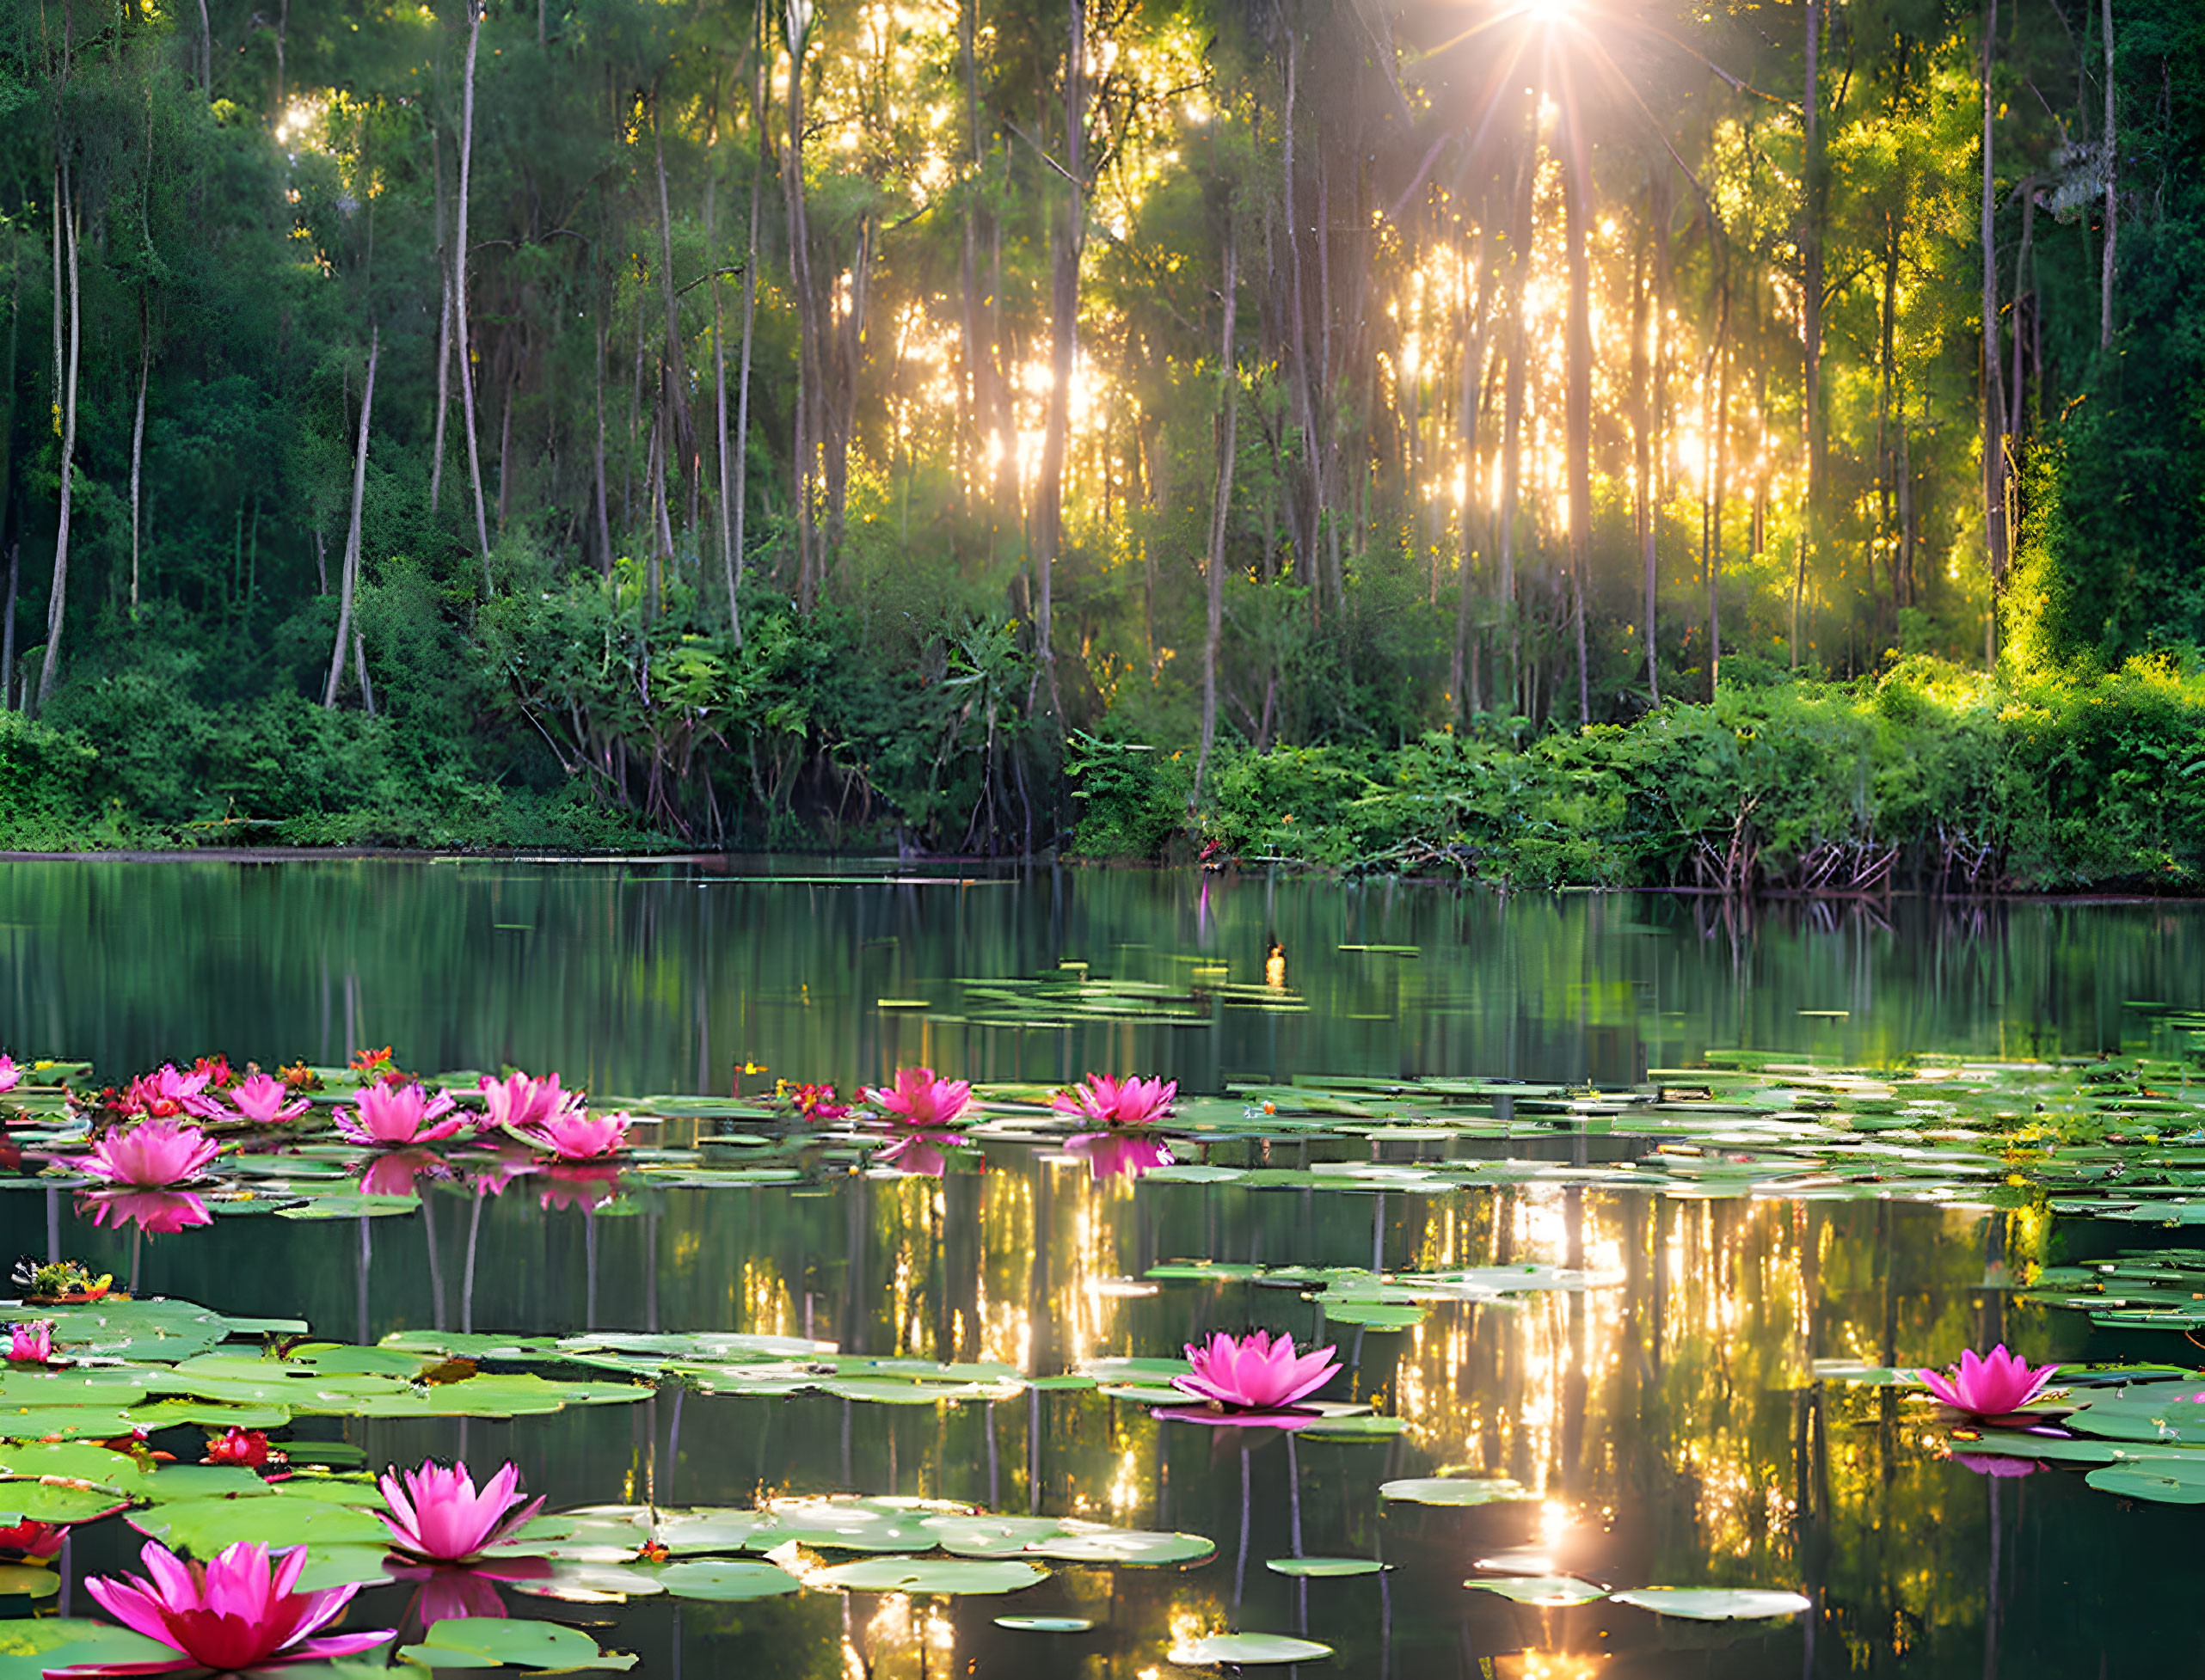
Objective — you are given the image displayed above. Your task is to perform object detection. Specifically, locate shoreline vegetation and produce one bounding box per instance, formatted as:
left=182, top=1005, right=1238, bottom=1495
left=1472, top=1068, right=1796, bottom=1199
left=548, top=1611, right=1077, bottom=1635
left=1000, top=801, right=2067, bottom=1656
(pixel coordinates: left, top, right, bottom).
left=5, top=651, right=2205, bottom=894
left=0, top=2, right=2196, bottom=894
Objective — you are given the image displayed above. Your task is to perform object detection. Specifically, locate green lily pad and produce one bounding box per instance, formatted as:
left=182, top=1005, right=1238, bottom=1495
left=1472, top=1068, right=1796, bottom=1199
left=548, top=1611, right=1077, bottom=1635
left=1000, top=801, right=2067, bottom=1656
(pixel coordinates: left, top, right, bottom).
left=1379, top=1477, right=1532, bottom=1505
left=0, top=1479, right=128, bottom=1524
left=1466, top=1574, right=1608, bottom=1605
left=1266, top=1556, right=1385, bottom=1577
left=2085, top=1461, right=2205, bottom=1502
left=511, top=1560, right=669, bottom=1603
left=653, top=1560, right=802, bottom=1600
left=1168, top=1633, right=1334, bottom=1664
left=0, top=1616, right=177, bottom=1680
left=1611, top=1587, right=1812, bottom=1621
left=130, top=1492, right=390, bottom=1552
left=812, top=1557, right=1048, bottom=1595
left=399, top=1617, right=638, bottom=1671
left=992, top=1616, right=1094, bottom=1633
left=1025, top=1528, right=1214, bottom=1566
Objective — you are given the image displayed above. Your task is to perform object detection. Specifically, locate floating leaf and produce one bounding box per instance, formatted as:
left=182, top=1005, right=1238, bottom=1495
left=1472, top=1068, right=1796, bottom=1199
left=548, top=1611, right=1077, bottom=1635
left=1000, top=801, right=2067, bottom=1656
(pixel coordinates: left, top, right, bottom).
left=1379, top=1477, right=1532, bottom=1506
left=1266, top=1557, right=1385, bottom=1578
left=0, top=1616, right=175, bottom=1680
left=653, top=1560, right=802, bottom=1601
left=992, top=1616, right=1093, bottom=1633
left=1466, top=1574, right=1607, bottom=1606
left=399, top=1617, right=639, bottom=1671
left=1168, top=1633, right=1334, bottom=1665
left=812, top=1558, right=1047, bottom=1595
left=1611, top=1587, right=1811, bottom=1621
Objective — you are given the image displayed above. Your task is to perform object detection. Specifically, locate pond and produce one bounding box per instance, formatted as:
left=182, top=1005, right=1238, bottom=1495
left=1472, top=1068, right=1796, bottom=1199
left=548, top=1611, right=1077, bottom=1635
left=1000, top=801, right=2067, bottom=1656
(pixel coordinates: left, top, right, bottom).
left=0, top=858, right=2200, bottom=1679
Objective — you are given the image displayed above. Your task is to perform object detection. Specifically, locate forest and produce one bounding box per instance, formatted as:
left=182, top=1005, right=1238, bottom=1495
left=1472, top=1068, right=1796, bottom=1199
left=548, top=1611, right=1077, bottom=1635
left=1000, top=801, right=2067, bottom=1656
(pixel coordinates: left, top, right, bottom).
left=0, top=0, right=2196, bottom=884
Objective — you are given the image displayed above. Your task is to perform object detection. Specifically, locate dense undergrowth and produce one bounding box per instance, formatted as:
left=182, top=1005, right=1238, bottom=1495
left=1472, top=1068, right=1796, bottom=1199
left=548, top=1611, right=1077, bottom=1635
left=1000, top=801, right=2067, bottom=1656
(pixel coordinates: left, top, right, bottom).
left=8, top=602, right=2205, bottom=896
left=1072, top=656, right=2205, bottom=892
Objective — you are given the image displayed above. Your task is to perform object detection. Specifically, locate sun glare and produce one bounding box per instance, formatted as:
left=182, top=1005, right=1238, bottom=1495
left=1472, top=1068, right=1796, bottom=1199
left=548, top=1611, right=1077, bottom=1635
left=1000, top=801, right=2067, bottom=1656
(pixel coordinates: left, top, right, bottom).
left=1513, top=0, right=1577, bottom=23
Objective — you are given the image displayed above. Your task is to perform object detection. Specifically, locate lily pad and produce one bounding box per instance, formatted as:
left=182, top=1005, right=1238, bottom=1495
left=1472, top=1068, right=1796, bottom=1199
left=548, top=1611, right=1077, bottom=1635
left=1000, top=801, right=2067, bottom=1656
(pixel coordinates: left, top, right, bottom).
left=398, top=1617, right=638, bottom=1671
left=1379, top=1477, right=1533, bottom=1506
left=992, top=1616, right=1094, bottom=1633
left=1266, top=1556, right=1385, bottom=1577
left=653, top=1560, right=802, bottom=1600
left=1466, top=1574, right=1608, bottom=1606
left=1168, top=1633, right=1335, bottom=1665
left=812, top=1557, right=1048, bottom=1595
left=1611, top=1587, right=1812, bottom=1621
left=0, top=1616, right=177, bottom=1680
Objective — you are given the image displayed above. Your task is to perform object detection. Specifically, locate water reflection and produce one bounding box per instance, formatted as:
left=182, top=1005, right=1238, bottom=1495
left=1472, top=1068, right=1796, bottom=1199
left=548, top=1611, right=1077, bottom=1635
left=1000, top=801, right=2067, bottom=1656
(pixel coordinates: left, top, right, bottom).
left=4, top=1135, right=2147, bottom=1677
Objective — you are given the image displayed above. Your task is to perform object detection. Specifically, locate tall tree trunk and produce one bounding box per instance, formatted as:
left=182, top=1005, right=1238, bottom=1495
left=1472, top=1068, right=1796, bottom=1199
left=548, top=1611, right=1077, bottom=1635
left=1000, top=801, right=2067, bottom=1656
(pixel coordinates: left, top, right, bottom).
left=1980, top=0, right=2009, bottom=630
left=1793, top=0, right=1823, bottom=669
left=1452, top=221, right=1493, bottom=720
left=2, top=547, right=15, bottom=711
left=456, top=3, right=494, bottom=590
left=730, top=44, right=765, bottom=644
left=1196, top=212, right=1239, bottom=807
left=1564, top=113, right=1592, bottom=727
left=593, top=318, right=612, bottom=573
left=324, top=328, right=378, bottom=709
left=709, top=178, right=736, bottom=633
left=2100, top=0, right=2116, bottom=351
left=1631, top=187, right=1655, bottom=707
left=37, top=166, right=79, bottom=714
left=654, top=91, right=699, bottom=538
left=1877, top=203, right=1902, bottom=617
left=1497, top=131, right=1533, bottom=714
left=783, top=3, right=822, bottom=609
left=1711, top=265, right=1731, bottom=692
left=429, top=129, right=451, bottom=518
left=130, top=298, right=150, bottom=619
left=1031, top=0, right=1084, bottom=725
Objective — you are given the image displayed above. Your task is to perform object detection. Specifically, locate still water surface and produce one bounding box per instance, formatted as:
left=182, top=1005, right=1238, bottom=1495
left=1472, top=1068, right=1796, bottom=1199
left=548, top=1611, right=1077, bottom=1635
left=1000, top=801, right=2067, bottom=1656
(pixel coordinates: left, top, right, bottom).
left=1, top=859, right=2200, bottom=1678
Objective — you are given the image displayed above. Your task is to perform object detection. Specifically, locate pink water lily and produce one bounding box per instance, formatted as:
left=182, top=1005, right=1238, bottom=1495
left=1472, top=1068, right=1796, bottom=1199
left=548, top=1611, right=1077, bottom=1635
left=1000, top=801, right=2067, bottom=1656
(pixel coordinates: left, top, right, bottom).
left=862, top=1066, right=972, bottom=1128
left=1067, top=1131, right=1174, bottom=1181
left=50, top=1537, right=392, bottom=1676
left=478, top=1070, right=582, bottom=1134
left=1054, top=1074, right=1177, bottom=1129
left=79, top=1188, right=212, bottom=1235
left=120, top=1064, right=226, bottom=1122
left=83, top=1119, right=219, bottom=1188
left=1915, top=1345, right=2060, bottom=1417
left=336, top=1078, right=463, bottom=1147
left=8, top=1321, right=52, bottom=1364
left=516, top=1110, right=631, bottom=1161
left=378, top=1459, right=544, bottom=1563
left=1173, top=1330, right=1341, bottom=1412
left=0, top=1055, right=20, bottom=1094
left=224, top=1072, right=310, bottom=1126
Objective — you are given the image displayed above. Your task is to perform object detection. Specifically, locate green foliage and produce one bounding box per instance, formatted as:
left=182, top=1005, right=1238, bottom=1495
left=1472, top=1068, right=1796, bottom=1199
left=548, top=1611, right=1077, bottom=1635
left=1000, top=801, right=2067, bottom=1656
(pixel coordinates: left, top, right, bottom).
left=1072, top=658, right=2205, bottom=892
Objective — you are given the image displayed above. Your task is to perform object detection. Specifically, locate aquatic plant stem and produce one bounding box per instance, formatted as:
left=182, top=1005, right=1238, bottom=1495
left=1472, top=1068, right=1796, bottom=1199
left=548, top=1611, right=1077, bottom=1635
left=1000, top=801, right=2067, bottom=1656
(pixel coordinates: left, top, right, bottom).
left=463, top=1193, right=484, bottom=1334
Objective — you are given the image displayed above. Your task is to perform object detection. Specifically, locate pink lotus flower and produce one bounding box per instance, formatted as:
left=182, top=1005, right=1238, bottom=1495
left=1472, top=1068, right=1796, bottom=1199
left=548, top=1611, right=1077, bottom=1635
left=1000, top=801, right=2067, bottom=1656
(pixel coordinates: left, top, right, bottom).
left=356, top=1148, right=449, bottom=1199
left=52, top=1538, right=392, bottom=1677
left=1172, top=1330, right=1341, bottom=1411
left=79, top=1188, right=212, bottom=1235
left=224, top=1072, right=310, bottom=1126
left=83, top=1119, right=219, bottom=1188
left=788, top=1082, right=850, bottom=1122
left=1067, top=1131, right=1174, bottom=1181
left=1915, top=1345, right=2059, bottom=1417
left=0, top=1056, right=20, bottom=1094
left=120, top=1064, right=226, bottom=1122
left=205, top=1427, right=283, bottom=1470
left=862, top=1066, right=972, bottom=1128
left=0, top=1518, right=64, bottom=1560
left=8, top=1321, right=52, bottom=1364
left=536, top=1162, right=622, bottom=1211
left=336, top=1078, right=463, bottom=1148
left=378, top=1459, right=544, bottom=1563
left=478, top=1070, right=582, bottom=1134
left=516, top=1110, right=631, bottom=1161
left=1054, top=1073, right=1177, bottom=1129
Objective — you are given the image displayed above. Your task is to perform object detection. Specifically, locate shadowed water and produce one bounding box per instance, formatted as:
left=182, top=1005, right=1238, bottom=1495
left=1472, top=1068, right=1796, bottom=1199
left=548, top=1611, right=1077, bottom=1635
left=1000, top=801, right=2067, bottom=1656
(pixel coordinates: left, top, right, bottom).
left=0, top=859, right=2198, bottom=1677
